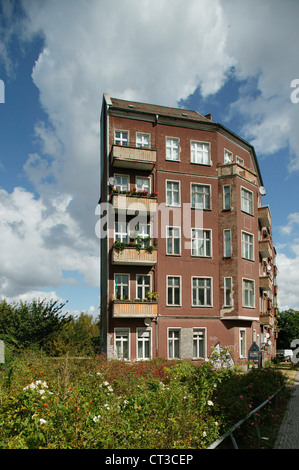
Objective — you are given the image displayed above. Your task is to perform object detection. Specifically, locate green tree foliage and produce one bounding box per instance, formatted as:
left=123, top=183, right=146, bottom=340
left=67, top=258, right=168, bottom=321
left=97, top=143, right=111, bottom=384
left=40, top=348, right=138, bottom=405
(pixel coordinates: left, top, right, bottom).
left=277, top=309, right=299, bottom=349
left=48, top=312, right=100, bottom=356
left=0, top=299, right=70, bottom=351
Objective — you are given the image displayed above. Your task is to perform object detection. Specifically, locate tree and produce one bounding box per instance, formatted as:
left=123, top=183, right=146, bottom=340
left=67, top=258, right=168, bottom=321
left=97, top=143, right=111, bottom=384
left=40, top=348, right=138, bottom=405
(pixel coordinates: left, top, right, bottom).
left=276, top=309, right=299, bottom=349
left=46, top=312, right=100, bottom=356
left=0, top=298, right=70, bottom=351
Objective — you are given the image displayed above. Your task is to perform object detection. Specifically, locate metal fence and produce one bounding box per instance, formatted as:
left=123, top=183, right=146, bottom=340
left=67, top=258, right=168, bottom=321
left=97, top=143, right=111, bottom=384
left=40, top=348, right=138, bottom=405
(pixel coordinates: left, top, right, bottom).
left=207, top=385, right=285, bottom=449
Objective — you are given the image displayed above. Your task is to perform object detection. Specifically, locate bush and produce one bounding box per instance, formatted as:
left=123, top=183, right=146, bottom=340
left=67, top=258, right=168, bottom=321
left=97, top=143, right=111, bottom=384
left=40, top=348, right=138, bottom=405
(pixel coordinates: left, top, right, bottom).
left=0, top=355, right=287, bottom=449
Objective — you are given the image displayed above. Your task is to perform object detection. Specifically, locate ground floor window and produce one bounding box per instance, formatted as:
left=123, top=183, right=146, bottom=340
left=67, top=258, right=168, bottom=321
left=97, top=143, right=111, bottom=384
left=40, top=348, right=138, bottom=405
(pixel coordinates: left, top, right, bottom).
left=193, top=328, right=206, bottom=359
left=137, top=328, right=151, bottom=360
left=168, top=329, right=180, bottom=359
left=115, top=328, right=130, bottom=360
left=239, top=328, right=246, bottom=358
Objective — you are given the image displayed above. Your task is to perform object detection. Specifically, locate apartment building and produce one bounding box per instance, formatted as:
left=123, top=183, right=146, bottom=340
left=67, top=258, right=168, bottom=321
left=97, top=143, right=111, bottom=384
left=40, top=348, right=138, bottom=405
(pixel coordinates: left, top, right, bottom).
left=99, top=93, right=277, bottom=366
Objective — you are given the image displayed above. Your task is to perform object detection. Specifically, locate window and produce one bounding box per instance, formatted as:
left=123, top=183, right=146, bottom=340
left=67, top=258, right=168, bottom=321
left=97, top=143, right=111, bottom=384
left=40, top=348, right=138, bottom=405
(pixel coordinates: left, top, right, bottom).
left=191, top=229, right=212, bottom=257
left=135, top=223, right=151, bottom=247
left=193, top=328, right=206, bottom=359
left=115, top=274, right=129, bottom=300
left=136, top=176, right=150, bottom=193
left=191, top=184, right=211, bottom=209
left=114, top=174, right=129, bottom=191
left=168, top=329, right=180, bottom=359
left=242, top=231, right=254, bottom=260
left=241, top=187, right=253, bottom=215
left=166, top=181, right=180, bottom=206
left=114, top=130, right=128, bottom=146
left=224, top=277, right=233, bottom=307
left=192, top=277, right=212, bottom=307
left=223, top=185, right=231, bottom=210
left=166, top=227, right=181, bottom=255
left=166, top=137, right=180, bottom=161
left=136, top=275, right=151, bottom=300
left=115, top=328, right=130, bottom=360
left=114, top=222, right=128, bottom=242
left=239, top=329, right=246, bottom=358
left=223, top=230, right=232, bottom=257
left=191, top=141, right=210, bottom=165
left=236, top=156, right=244, bottom=165
left=243, top=279, right=255, bottom=308
left=137, top=328, right=151, bottom=360
left=224, top=149, right=233, bottom=164
left=136, top=133, right=150, bottom=148
left=167, top=276, right=181, bottom=306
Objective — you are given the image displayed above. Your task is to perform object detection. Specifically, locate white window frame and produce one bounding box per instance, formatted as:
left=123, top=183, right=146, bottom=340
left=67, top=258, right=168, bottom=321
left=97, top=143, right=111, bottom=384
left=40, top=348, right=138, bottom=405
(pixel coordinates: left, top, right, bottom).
left=114, top=130, right=129, bottom=146
left=223, top=185, right=231, bottom=210
left=114, top=174, right=129, bottom=191
left=168, top=328, right=180, bottom=359
left=136, top=328, right=152, bottom=360
left=223, top=229, right=232, bottom=258
left=241, top=231, right=254, bottom=261
left=224, top=277, right=233, bottom=307
left=136, top=274, right=152, bottom=300
left=236, top=156, right=244, bottom=165
left=136, top=132, right=150, bottom=148
left=114, top=273, right=130, bottom=300
left=166, top=275, right=181, bottom=306
left=241, top=186, right=254, bottom=215
left=192, top=276, right=213, bottom=307
left=166, top=226, right=181, bottom=256
left=114, top=222, right=128, bottom=242
left=114, top=328, right=130, bottom=360
left=191, top=183, right=211, bottom=210
left=166, top=180, right=181, bottom=207
left=242, top=278, right=255, bottom=308
left=224, top=149, right=233, bottom=164
left=135, top=176, right=151, bottom=193
left=191, top=228, right=212, bottom=257
left=239, top=328, right=246, bottom=358
left=135, top=222, right=151, bottom=247
left=166, top=137, right=180, bottom=161
left=190, top=141, right=211, bottom=165
left=193, top=328, right=207, bottom=359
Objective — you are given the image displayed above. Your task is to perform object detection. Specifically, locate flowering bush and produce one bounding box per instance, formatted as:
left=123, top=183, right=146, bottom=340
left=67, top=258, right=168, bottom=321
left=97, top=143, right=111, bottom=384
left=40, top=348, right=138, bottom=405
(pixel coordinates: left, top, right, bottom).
left=0, top=354, right=287, bottom=449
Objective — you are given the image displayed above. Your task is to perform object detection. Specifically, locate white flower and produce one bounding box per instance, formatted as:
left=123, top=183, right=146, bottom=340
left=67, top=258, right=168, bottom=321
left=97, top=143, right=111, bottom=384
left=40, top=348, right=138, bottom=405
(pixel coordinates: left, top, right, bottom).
left=108, top=386, right=114, bottom=392
left=202, top=431, right=207, bottom=437
left=207, top=400, right=214, bottom=406
left=39, top=419, right=47, bottom=425
left=103, top=381, right=109, bottom=386
left=214, top=422, right=219, bottom=426
left=93, top=415, right=101, bottom=423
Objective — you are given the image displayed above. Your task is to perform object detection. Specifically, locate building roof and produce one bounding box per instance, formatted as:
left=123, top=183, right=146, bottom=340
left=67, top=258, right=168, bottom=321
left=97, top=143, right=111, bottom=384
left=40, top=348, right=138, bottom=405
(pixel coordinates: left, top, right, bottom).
left=109, top=97, right=212, bottom=122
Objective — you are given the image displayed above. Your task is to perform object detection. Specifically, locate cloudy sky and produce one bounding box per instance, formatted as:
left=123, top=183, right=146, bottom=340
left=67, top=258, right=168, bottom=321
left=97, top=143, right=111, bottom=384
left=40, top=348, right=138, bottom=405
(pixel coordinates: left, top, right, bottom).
left=0, top=0, right=299, bottom=315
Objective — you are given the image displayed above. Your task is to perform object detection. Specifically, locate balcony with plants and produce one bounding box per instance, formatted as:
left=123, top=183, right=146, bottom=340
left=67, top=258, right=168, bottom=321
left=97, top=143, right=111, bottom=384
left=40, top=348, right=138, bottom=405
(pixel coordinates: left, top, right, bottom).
left=111, top=236, right=157, bottom=265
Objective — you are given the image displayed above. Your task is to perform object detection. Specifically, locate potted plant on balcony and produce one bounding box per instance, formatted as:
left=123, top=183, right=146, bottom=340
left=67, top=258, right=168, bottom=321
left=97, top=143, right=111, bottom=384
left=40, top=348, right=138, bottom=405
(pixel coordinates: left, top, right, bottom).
left=146, top=291, right=159, bottom=302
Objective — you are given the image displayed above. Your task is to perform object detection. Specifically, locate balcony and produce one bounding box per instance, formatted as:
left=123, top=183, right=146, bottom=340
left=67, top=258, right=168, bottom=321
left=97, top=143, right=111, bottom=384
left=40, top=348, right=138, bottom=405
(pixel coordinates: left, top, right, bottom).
left=259, top=239, right=271, bottom=258
left=259, top=275, right=272, bottom=291
left=258, top=206, right=271, bottom=228
left=111, top=145, right=156, bottom=170
left=111, top=194, right=157, bottom=214
left=112, top=300, right=158, bottom=318
left=217, top=163, right=258, bottom=185
left=112, top=247, right=157, bottom=265
left=260, top=313, right=274, bottom=327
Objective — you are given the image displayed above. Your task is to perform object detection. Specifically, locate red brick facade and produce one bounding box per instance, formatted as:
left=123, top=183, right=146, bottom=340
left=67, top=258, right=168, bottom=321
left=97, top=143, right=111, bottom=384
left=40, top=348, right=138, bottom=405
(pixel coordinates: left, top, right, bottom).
left=99, top=94, right=277, bottom=367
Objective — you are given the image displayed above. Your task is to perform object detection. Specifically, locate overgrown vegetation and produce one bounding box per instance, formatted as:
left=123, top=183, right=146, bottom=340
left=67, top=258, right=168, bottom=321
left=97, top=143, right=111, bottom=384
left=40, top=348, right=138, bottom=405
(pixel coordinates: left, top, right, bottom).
left=0, top=354, right=290, bottom=449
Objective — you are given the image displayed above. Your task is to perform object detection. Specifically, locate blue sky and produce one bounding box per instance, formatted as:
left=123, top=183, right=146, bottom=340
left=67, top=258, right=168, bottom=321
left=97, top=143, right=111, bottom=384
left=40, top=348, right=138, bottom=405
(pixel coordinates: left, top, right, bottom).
left=1, top=0, right=299, bottom=316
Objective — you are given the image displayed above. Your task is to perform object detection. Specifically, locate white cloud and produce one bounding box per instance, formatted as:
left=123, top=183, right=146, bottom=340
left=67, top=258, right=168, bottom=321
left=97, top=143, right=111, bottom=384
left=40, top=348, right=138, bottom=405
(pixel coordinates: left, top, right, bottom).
left=222, top=0, right=299, bottom=168
left=276, top=251, right=299, bottom=310
left=0, top=187, right=99, bottom=298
